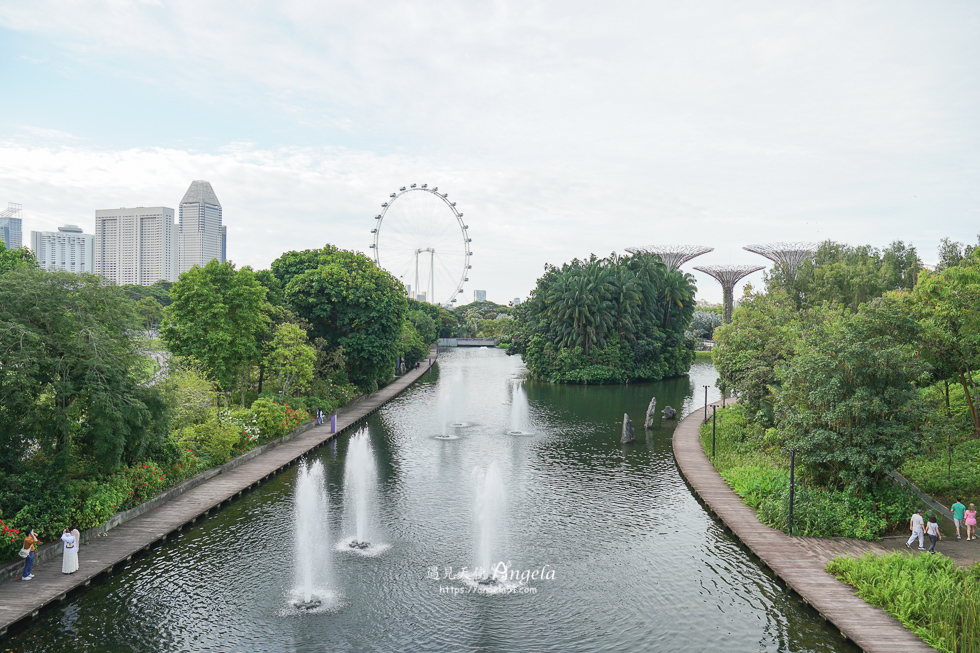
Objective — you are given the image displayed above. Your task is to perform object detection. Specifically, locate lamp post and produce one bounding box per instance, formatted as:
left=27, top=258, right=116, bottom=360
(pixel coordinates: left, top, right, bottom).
left=711, top=405, right=717, bottom=458
left=703, top=385, right=709, bottom=423
left=788, top=448, right=798, bottom=536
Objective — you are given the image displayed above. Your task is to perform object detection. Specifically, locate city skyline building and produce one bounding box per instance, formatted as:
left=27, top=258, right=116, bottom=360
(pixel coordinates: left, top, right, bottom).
left=474, top=289, right=487, bottom=302
left=95, top=206, right=178, bottom=285
left=178, top=180, right=223, bottom=273
left=30, top=225, right=95, bottom=274
left=0, top=202, right=23, bottom=250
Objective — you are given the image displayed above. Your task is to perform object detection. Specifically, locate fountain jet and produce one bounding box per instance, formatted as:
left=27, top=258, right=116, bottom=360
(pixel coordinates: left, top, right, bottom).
left=509, top=383, right=532, bottom=435
left=474, top=461, right=506, bottom=580
left=294, top=459, right=331, bottom=608
left=342, top=431, right=381, bottom=550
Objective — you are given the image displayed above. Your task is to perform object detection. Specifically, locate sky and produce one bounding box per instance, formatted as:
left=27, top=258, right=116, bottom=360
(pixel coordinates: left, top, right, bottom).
left=1, top=0, right=978, bottom=305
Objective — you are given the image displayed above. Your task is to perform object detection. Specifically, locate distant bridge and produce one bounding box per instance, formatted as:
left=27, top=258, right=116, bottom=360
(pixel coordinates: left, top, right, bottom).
left=438, top=338, right=498, bottom=347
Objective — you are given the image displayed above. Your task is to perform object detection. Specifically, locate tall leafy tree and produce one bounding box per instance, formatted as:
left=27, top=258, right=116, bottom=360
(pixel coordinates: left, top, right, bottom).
left=0, top=269, right=167, bottom=473
left=776, top=293, right=928, bottom=492
left=713, top=290, right=803, bottom=424
left=264, top=322, right=316, bottom=397
left=0, top=242, right=38, bottom=274
left=278, top=247, right=407, bottom=390
left=161, top=260, right=268, bottom=393
left=910, top=252, right=980, bottom=436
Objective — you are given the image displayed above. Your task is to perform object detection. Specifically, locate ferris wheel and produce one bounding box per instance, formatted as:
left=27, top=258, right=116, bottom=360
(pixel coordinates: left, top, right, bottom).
left=369, top=184, right=472, bottom=306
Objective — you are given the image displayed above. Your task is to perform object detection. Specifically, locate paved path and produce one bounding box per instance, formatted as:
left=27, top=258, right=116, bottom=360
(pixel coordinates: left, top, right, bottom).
left=673, top=402, right=934, bottom=653
left=0, top=348, right=438, bottom=637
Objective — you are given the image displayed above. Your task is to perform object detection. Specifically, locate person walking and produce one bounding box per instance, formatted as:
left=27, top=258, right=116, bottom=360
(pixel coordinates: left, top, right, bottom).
left=906, top=510, right=925, bottom=550
left=965, top=503, right=977, bottom=541
left=952, top=498, right=966, bottom=540
left=926, top=514, right=942, bottom=554
left=61, top=528, right=79, bottom=574
left=21, top=528, right=40, bottom=580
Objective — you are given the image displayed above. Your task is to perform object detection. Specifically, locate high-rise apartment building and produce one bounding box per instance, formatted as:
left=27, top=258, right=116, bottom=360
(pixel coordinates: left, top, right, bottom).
left=178, top=181, right=223, bottom=273
left=0, top=202, right=23, bottom=250
left=31, top=225, right=95, bottom=274
left=221, top=225, right=227, bottom=263
left=95, top=207, right=178, bottom=285
left=474, top=290, right=487, bottom=302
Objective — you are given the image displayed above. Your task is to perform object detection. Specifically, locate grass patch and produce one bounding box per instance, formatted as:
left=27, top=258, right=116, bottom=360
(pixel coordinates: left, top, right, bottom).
left=827, top=552, right=980, bottom=653
left=700, top=407, right=918, bottom=539
left=693, top=350, right=714, bottom=363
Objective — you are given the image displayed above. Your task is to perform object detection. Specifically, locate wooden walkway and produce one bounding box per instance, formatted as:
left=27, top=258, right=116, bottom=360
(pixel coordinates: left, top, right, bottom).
left=0, top=348, right=438, bottom=638
left=672, top=402, right=934, bottom=653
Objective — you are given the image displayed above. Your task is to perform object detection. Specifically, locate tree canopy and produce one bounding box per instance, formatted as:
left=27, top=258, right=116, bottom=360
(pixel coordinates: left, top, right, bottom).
left=161, top=260, right=269, bottom=392
left=0, top=269, right=168, bottom=475
left=274, top=245, right=408, bottom=390
left=766, top=240, right=921, bottom=311
left=777, top=295, right=928, bottom=492
left=510, top=252, right=695, bottom=383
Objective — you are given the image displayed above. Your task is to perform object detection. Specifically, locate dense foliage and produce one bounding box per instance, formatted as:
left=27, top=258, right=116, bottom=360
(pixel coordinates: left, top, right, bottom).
left=0, top=239, right=439, bottom=561
left=700, top=408, right=917, bottom=539
left=776, top=295, right=928, bottom=491
left=766, top=240, right=920, bottom=311
left=827, top=553, right=980, bottom=653
left=711, top=238, right=980, bottom=539
left=0, top=269, right=169, bottom=475
left=273, top=245, right=408, bottom=391
left=162, top=260, right=268, bottom=393
left=509, top=253, right=696, bottom=384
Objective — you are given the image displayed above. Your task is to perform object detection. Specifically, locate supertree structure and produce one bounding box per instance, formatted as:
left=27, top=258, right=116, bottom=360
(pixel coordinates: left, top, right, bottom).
left=693, top=265, right=764, bottom=323
left=742, top=243, right=816, bottom=278
left=624, top=245, right=713, bottom=270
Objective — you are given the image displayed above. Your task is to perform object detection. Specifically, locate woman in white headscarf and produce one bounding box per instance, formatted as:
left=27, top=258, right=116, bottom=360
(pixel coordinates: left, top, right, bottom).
left=61, top=528, right=80, bottom=574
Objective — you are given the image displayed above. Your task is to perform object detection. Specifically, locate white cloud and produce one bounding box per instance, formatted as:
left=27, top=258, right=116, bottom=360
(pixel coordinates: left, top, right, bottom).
left=1, top=1, right=978, bottom=303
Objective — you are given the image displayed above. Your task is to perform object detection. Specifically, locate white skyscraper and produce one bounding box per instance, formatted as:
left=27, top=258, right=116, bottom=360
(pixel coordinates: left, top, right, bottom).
left=0, top=202, right=23, bottom=250
left=178, top=181, right=223, bottom=273
left=474, top=290, right=487, bottom=302
left=31, top=225, right=95, bottom=274
left=95, top=207, right=178, bottom=285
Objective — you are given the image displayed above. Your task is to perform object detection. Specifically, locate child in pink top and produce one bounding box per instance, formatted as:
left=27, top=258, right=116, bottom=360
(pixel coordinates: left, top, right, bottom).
left=966, top=503, right=977, bottom=541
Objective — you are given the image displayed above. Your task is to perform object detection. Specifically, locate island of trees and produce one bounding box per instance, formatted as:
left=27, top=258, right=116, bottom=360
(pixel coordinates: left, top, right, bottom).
left=507, top=252, right=697, bottom=383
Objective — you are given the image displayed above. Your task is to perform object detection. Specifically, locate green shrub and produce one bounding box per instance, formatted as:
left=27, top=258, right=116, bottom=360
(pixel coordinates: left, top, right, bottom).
left=250, top=398, right=288, bottom=440
left=721, top=466, right=789, bottom=510
left=73, top=475, right=131, bottom=529
left=177, top=419, right=241, bottom=465
left=827, top=552, right=980, bottom=653
left=0, top=512, right=22, bottom=561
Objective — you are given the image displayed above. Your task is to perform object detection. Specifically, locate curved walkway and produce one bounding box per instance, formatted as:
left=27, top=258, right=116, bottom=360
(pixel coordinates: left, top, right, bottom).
left=673, top=402, right=934, bottom=653
left=0, top=348, right=438, bottom=638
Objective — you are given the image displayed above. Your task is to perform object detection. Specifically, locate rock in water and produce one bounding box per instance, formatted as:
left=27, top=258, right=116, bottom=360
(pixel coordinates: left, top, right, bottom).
left=621, top=413, right=635, bottom=444
left=644, top=397, right=658, bottom=429
left=662, top=405, right=677, bottom=420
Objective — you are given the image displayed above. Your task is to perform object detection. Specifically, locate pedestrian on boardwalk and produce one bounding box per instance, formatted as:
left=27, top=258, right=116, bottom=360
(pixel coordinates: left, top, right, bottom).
left=952, top=498, right=966, bottom=539
left=926, top=514, right=942, bottom=554
left=906, top=509, right=925, bottom=550
left=966, top=503, right=977, bottom=541
left=317, top=409, right=324, bottom=425
left=61, top=528, right=79, bottom=574
left=21, top=528, right=39, bottom=580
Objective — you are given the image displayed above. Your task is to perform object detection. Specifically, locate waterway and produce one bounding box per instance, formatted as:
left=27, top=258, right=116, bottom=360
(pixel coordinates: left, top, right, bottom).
left=5, top=348, right=857, bottom=652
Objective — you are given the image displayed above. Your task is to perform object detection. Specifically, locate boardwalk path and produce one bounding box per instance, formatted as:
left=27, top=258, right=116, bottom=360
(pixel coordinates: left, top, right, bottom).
left=0, top=348, right=438, bottom=637
left=673, top=402, right=934, bottom=653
